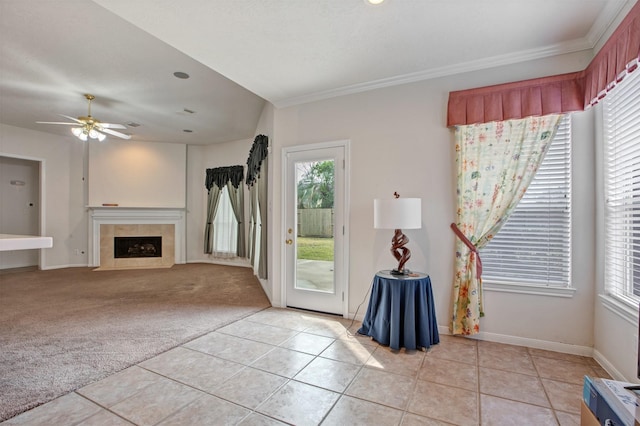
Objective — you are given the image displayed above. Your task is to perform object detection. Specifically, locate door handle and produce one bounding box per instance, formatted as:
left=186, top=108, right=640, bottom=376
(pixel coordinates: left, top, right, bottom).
left=285, top=239, right=293, bottom=245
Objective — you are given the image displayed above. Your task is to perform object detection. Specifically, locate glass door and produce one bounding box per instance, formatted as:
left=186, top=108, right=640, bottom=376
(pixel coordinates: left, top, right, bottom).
left=283, top=143, right=347, bottom=315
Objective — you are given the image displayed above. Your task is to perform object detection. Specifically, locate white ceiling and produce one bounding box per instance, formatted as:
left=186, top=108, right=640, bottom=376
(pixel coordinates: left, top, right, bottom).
left=0, top=0, right=635, bottom=145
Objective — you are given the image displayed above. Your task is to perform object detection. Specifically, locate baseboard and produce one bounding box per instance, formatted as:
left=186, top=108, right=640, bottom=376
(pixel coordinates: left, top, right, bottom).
left=592, top=349, right=628, bottom=381
left=348, top=311, right=366, bottom=322
left=42, top=262, right=191, bottom=270
left=437, top=325, right=594, bottom=357
left=187, top=259, right=252, bottom=268
left=258, top=277, right=272, bottom=302
left=41, top=263, right=88, bottom=270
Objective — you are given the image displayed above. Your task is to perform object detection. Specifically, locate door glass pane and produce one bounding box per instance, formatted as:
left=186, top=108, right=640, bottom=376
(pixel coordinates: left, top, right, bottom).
left=295, top=160, right=335, bottom=293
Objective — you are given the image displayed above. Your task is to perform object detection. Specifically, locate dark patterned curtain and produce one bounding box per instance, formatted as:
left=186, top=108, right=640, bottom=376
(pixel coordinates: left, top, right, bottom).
left=246, top=135, right=269, bottom=279
left=204, top=165, right=245, bottom=256
left=246, top=134, right=269, bottom=186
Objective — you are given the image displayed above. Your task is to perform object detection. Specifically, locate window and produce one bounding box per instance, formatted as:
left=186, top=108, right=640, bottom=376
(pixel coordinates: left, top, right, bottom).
left=603, top=68, right=640, bottom=307
left=212, top=186, right=238, bottom=257
left=481, top=115, right=571, bottom=290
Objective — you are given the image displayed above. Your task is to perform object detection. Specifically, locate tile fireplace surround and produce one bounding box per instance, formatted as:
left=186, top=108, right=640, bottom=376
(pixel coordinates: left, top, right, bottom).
left=89, top=207, right=186, bottom=270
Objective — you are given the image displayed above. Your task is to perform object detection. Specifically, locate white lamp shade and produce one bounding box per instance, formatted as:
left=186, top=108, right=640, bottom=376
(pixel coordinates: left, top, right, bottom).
left=374, top=198, right=422, bottom=229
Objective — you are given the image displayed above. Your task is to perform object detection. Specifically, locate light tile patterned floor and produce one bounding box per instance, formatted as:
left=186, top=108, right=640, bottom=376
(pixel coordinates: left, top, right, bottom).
left=3, top=308, right=611, bottom=425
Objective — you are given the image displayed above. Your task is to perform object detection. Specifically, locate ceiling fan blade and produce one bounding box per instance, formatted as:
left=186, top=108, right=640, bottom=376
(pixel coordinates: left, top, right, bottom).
left=99, top=122, right=127, bottom=130
left=101, top=128, right=131, bottom=140
left=36, top=121, right=77, bottom=126
left=58, top=114, right=84, bottom=124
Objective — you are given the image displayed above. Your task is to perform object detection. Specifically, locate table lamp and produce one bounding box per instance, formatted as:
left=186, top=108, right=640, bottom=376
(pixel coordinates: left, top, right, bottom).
left=374, top=192, right=422, bottom=275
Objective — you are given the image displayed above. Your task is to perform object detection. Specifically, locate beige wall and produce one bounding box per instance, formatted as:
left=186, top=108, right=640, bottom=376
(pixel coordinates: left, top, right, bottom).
left=266, top=51, right=600, bottom=356
left=88, top=140, right=186, bottom=208
left=0, top=123, right=86, bottom=269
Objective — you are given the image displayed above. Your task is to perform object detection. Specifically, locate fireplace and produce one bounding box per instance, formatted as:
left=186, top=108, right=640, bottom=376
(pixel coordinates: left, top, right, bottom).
left=89, top=207, right=185, bottom=270
left=114, top=236, right=162, bottom=258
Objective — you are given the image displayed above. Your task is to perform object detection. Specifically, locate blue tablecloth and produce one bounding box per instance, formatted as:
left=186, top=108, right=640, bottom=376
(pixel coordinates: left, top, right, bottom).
left=358, top=271, right=439, bottom=350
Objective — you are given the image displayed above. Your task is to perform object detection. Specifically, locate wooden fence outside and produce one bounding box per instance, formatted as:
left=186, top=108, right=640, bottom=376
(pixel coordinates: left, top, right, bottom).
left=298, top=208, right=333, bottom=237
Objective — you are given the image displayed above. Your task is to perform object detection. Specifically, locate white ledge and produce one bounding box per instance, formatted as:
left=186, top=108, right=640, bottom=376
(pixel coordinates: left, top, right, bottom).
left=0, top=234, right=53, bottom=251
left=599, top=294, right=638, bottom=326
left=483, top=281, right=576, bottom=298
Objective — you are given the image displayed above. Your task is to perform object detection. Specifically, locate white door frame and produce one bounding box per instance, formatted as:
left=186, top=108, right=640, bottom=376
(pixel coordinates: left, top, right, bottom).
left=280, top=140, right=350, bottom=317
left=0, top=153, right=47, bottom=269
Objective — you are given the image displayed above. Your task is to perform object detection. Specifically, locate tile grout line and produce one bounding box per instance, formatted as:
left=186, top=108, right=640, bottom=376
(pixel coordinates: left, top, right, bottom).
left=475, top=339, right=482, bottom=425
left=528, top=347, right=562, bottom=425
left=73, top=391, right=140, bottom=426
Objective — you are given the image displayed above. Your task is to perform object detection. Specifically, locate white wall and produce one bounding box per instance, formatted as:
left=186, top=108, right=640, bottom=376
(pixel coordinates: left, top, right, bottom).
left=88, top=140, right=186, bottom=208
left=267, top=51, right=598, bottom=354
left=0, top=124, right=86, bottom=269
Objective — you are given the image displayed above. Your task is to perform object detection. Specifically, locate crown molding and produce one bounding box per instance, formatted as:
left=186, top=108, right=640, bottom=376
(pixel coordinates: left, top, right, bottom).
left=587, top=0, right=635, bottom=50
left=273, top=38, right=593, bottom=109
left=274, top=0, right=637, bottom=109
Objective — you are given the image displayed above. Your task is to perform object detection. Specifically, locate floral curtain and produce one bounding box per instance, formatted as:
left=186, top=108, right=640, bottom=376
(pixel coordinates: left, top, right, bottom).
left=451, top=114, right=562, bottom=335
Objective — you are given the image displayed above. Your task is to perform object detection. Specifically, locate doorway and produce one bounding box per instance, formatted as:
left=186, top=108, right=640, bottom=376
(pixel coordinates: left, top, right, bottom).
left=0, top=156, right=41, bottom=269
left=283, top=141, right=349, bottom=316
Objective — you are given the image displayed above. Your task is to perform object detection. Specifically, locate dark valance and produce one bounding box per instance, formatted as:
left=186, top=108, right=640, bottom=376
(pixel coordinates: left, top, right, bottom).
left=447, top=0, right=640, bottom=127
left=205, top=165, right=244, bottom=192
left=246, top=134, right=269, bottom=187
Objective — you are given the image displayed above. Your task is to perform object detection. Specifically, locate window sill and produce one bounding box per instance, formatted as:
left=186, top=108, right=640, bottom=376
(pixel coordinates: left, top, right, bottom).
left=483, top=281, right=576, bottom=298
left=598, top=294, right=638, bottom=326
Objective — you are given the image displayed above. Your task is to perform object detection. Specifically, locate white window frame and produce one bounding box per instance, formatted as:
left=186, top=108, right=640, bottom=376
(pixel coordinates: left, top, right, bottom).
left=211, top=186, right=238, bottom=257
left=602, top=66, right=640, bottom=313
left=481, top=115, right=575, bottom=297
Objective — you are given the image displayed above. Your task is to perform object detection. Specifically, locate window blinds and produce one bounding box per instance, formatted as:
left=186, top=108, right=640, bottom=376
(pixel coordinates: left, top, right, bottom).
left=603, top=69, right=640, bottom=304
left=481, top=115, right=571, bottom=287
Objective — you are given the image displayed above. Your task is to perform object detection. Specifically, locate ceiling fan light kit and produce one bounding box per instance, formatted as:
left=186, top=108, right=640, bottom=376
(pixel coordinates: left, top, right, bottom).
left=37, top=94, right=131, bottom=142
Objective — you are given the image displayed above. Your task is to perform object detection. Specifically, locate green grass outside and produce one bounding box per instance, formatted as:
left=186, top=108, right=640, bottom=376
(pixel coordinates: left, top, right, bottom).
left=297, top=237, right=334, bottom=261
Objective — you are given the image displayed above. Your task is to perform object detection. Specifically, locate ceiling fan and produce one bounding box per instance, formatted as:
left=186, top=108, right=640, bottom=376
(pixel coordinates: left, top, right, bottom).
left=37, top=94, right=131, bottom=141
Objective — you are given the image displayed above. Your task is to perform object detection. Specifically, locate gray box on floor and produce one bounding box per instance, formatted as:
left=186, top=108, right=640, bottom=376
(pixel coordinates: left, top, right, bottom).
left=582, top=376, right=640, bottom=425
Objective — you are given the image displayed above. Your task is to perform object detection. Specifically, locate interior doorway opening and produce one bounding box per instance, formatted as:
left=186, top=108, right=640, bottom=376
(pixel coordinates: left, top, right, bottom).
left=0, top=155, right=42, bottom=270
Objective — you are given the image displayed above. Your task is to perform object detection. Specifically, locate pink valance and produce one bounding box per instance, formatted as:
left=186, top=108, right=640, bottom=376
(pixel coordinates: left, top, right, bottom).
left=583, top=1, right=640, bottom=106
left=447, top=0, right=640, bottom=127
left=447, top=73, right=583, bottom=127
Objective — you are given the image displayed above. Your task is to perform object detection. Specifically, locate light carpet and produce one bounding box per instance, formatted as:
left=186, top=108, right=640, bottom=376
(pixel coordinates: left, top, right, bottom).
left=0, top=263, right=270, bottom=421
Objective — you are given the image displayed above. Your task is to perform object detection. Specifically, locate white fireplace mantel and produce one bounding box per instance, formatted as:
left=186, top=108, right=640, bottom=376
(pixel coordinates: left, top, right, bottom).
left=88, top=207, right=186, bottom=267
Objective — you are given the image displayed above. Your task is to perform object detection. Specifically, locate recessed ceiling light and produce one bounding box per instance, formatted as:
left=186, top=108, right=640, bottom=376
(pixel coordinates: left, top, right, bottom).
left=126, top=122, right=141, bottom=128
left=366, top=0, right=385, bottom=4
left=173, top=71, right=190, bottom=79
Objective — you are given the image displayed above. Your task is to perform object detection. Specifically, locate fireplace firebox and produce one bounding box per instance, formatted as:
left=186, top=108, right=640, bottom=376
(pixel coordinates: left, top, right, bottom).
left=114, top=236, right=162, bottom=258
